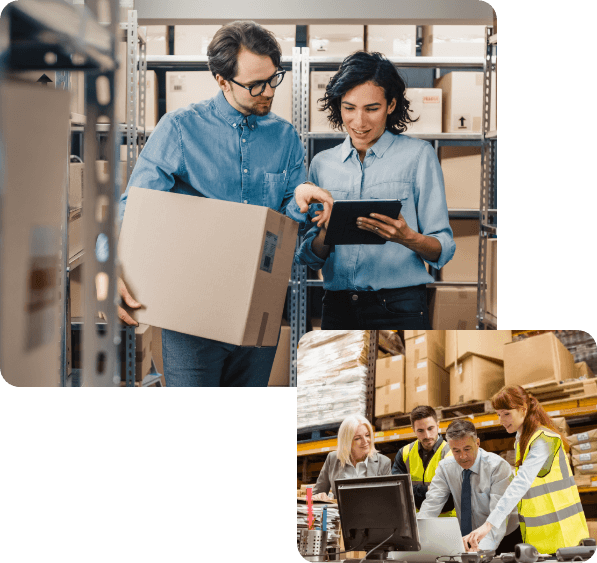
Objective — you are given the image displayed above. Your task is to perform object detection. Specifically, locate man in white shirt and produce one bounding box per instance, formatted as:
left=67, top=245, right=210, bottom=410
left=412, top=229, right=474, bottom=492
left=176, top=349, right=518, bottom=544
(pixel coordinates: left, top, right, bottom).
left=418, top=420, right=522, bottom=553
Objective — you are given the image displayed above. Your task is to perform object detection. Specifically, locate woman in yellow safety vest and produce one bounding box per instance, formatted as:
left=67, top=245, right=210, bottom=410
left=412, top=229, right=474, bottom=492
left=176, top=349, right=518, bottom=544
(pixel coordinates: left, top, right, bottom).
left=463, top=385, right=589, bottom=554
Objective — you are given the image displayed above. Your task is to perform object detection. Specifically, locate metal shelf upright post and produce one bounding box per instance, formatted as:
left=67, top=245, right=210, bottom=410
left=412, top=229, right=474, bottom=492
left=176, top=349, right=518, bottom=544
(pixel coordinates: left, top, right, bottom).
left=477, top=27, right=497, bottom=329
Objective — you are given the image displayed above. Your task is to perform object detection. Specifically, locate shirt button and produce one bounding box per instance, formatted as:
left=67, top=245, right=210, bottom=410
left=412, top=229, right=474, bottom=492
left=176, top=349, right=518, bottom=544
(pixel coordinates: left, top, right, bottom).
left=244, top=200, right=248, bottom=204
left=352, top=294, right=358, bottom=301
left=242, top=139, right=246, bottom=143
left=233, top=124, right=237, bottom=128
left=244, top=169, right=248, bottom=173
left=243, top=119, right=247, bottom=124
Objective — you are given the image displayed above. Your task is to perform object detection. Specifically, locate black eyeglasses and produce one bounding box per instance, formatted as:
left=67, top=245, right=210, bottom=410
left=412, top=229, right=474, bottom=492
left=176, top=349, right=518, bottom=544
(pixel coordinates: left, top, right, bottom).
left=229, top=69, right=286, bottom=97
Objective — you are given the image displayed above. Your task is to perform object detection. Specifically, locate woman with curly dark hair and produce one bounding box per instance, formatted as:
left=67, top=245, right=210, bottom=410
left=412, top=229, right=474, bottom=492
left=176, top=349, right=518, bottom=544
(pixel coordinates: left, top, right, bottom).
left=295, top=51, right=455, bottom=329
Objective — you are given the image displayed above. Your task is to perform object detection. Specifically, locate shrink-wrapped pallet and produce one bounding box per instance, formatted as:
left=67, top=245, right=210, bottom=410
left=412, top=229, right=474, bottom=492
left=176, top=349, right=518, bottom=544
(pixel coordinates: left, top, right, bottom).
left=297, top=331, right=370, bottom=429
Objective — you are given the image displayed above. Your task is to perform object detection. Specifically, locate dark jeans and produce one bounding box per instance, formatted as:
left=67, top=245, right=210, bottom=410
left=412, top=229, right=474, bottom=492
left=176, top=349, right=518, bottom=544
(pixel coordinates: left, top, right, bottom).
left=321, top=285, right=431, bottom=330
left=161, top=329, right=278, bottom=387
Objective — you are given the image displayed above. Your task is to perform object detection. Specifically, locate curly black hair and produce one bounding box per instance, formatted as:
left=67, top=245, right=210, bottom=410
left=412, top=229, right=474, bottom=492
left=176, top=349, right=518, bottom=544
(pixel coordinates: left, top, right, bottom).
left=319, top=51, right=418, bottom=134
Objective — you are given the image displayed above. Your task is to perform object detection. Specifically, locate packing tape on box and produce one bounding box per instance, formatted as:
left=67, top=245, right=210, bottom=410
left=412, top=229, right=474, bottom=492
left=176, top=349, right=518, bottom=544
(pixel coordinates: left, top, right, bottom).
left=255, top=311, right=269, bottom=348
left=415, top=349, right=420, bottom=363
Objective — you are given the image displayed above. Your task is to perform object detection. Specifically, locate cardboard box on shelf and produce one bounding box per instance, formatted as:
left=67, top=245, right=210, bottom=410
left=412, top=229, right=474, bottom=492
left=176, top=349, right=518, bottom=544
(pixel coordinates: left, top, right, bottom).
left=575, top=361, right=595, bottom=380
left=439, top=219, right=479, bottom=282
left=421, top=25, right=487, bottom=58
left=174, top=25, right=221, bottom=55
left=574, top=474, right=592, bottom=488
left=404, top=88, right=442, bottom=134
left=263, top=25, right=296, bottom=56
left=569, top=429, right=597, bottom=446
left=166, top=71, right=220, bottom=112
left=375, top=383, right=405, bottom=417
left=449, top=354, right=504, bottom=405
left=405, top=331, right=445, bottom=369
left=429, top=287, right=477, bottom=330
left=571, top=440, right=597, bottom=457
left=405, top=358, right=449, bottom=412
left=575, top=463, right=597, bottom=476
left=310, top=71, right=335, bottom=132
left=69, top=161, right=84, bottom=209
left=445, top=330, right=512, bottom=369
left=404, top=331, right=426, bottom=340
left=375, top=355, right=405, bottom=389
left=0, top=80, right=70, bottom=386
left=68, top=208, right=82, bottom=260
left=572, top=451, right=597, bottom=467
left=271, top=70, right=293, bottom=124
left=145, top=25, right=168, bottom=56
left=118, top=187, right=298, bottom=347
left=551, top=417, right=571, bottom=437
left=503, top=332, right=576, bottom=388
left=308, top=25, right=364, bottom=57
left=366, top=25, right=416, bottom=57
left=69, top=264, right=82, bottom=318
left=439, top=146, right=481, bottom=210
left=434, top=72, right=483, bottom=134
left=268, top=325, right=291, bottom=386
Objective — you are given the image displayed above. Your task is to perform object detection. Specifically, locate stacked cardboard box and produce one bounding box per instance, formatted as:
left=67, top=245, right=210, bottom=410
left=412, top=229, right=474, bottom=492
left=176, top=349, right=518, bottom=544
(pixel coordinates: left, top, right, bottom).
left=144, top=25, right=168, bottom=56
left=404, top=88, right=442, bottom=134
left=308, top=25, right=364, bottom=56
left=440, top=220, right=479, bottom=282
left=404, top=331, right=449, bottom=411
left=504, top=333, right=576, bottom=387
left=174, top=25, right=221, bottom=55
left=439, top=146, right=481, bottom=210
left=375, top=355, right=405, bottom=417
left=570, top=431, right=597, bottom=476
left=551, top=417, right=571, bottom=437
left=575, top=361, right=595, bottom=379
left=366, top=26, right=416, bottom=57
left=268, top=325, right=291, bottom=386
left=421, top=26, right=487, bottom=58
left=429, top=287, right=477, bottom=330
left=434, top=72, right=483, bottom=134
left=445, top=331, right=510, bottom=405
left=166, top=71, right=220, bottom=112
left=310, top=71, right=335, bottom=132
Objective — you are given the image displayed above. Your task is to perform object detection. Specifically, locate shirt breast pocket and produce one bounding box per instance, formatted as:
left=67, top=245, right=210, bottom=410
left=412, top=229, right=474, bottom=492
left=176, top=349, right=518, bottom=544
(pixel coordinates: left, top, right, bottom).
left=263, top=171, right=288, bottom=210
left=364, top=181, right=411, bottom=202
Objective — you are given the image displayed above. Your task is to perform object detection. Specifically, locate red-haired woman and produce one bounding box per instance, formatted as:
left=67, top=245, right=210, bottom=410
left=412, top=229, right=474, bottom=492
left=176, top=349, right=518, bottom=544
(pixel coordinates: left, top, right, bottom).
left=463, top=385, right=589, bottom=554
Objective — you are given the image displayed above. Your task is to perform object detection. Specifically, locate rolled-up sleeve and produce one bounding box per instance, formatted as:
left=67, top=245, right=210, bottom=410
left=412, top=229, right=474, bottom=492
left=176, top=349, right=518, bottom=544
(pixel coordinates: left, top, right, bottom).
left=414, top=143, right=455, bottom=270
left=294, top=162, right=327, bottom=269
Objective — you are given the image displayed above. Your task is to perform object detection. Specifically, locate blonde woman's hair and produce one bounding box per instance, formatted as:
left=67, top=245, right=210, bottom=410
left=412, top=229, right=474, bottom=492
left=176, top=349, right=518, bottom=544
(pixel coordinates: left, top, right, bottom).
left=336, top=414, right=377, bottom=467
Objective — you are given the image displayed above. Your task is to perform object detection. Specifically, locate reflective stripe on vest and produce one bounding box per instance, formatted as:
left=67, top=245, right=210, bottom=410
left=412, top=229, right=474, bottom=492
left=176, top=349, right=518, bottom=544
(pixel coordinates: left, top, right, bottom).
left=516, top=427, right=589, bottom=552
left=403, top=438, right=456, bottom=518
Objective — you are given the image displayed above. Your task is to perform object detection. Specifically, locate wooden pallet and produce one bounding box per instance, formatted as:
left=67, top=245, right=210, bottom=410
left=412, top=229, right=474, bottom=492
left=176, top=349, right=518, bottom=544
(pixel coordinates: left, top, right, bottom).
left=522, top=378, right=597, bottom=402
left=435, top=400, right=495, bottom=421
left=376, top=413, right=410, bottom=431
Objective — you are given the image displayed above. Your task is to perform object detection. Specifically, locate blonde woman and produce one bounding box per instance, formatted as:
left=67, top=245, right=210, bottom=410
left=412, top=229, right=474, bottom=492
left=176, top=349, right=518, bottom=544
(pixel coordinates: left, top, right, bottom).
left=312, top=414, right=391, bottom=500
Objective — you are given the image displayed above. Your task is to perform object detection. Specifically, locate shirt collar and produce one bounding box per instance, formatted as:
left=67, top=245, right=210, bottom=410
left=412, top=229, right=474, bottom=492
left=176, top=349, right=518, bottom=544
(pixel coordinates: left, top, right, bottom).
left=348, top=455, right=370, bottom=468
left=213, top=89, right=258, bottom=130
left=418, top=434, right=443, bottom=456
left=340, top=129, right=395, bottom=162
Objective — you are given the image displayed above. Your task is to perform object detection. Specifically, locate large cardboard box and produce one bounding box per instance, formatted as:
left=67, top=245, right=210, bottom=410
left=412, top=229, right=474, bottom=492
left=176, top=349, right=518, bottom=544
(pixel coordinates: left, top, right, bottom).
left=310, top=71, right=335, bottom=132
left=68, top=209, right=83, bottom=260
left=118, top=187, right=298, bottom=346
left=405, top=331, right=445, bottom=369
left=573, top=451, right=597, bottom=466
left=445, top=330, right=512, bottom=369
left=575, top=464, right=597, bottom=476
left=450, top=354, right=504, bottom=405
left=575, top=361, right=595, bottom=380
left=569, top=429, right=597, bottom=446
left=429, top=287, right=477, bottom=330
left=166, top=71, right=220, bottom=112
left=405, top=358, right=449, bottom=411
left=375, top=355, right=405, bottom=388
left=440, top=219, right=479, bottom=282
left=145, top=25, right=168, bottom=56
left=174, top=25, right=221, bottom=55
left=263, top=25, right=296, bottom=57
left=268, top=326, right=291, bottom=386
left=439, top=146, right=481, bottom=210
left=405, top=88, right=442, bottom=134
left=572, top=441, right=597, bottom=456
left=504, top=333, right=576, bottom=387
left=421, top=25, right=486, bottom=58
left=308, top=25, right=364, bottom=56
left=375, top=383, right=405, bottom=417
left=551, top=416, right=571, bottom=437
left=434, top=72, right=483, bottom=134
left=0, top=81, right=70, bottom=386
left=69, top=161, right=84, bottom=209
left=366, top=25, right=416, bottom=57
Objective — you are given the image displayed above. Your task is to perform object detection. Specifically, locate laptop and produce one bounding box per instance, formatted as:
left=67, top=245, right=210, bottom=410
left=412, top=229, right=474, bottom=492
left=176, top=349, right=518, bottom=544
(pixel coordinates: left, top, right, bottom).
left=387, top=517, right=464, bottom=562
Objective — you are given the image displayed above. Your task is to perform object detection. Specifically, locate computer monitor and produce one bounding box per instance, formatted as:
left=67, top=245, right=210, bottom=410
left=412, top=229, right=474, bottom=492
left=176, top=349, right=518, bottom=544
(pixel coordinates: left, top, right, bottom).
left=336, top=474, right=421, bottom=559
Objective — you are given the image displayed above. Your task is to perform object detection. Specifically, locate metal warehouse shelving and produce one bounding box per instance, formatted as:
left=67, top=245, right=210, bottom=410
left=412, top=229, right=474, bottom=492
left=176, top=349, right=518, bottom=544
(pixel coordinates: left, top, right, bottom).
left=0, top=1, right=147, bottom=386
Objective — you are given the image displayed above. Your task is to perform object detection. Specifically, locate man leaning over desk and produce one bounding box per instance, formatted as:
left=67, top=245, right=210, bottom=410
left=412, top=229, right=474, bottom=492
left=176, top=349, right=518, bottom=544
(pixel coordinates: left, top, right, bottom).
left=418, top=420, right=523, bottom=553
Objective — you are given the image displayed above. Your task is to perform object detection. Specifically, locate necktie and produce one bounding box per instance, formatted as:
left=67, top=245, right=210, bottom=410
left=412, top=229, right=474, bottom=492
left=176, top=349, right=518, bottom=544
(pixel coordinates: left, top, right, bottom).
left=460, top=469, right=473, bottom=536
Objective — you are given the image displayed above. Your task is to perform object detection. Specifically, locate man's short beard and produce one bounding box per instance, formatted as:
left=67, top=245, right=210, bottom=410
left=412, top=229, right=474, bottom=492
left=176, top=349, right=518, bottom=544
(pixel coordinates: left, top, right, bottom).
left=230, top=87, right=273, bottom=116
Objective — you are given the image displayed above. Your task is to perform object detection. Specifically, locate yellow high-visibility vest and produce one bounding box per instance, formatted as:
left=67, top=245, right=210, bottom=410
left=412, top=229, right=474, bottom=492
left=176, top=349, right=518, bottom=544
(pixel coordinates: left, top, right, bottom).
left=403, top=437, right=457, bottom=517
left=516, top=426, right=589, bottom=553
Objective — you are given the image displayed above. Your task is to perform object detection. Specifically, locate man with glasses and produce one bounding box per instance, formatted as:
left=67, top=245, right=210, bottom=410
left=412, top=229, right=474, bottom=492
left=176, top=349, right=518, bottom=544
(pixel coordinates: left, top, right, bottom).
left=116, top=21, right=332, bottom=386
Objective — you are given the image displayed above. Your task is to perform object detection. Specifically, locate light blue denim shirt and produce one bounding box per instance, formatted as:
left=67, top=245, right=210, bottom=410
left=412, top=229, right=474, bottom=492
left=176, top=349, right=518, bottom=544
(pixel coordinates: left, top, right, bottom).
left=118, top=89, right=307, bottom=221
left=290, top=130, right=455, bottom=291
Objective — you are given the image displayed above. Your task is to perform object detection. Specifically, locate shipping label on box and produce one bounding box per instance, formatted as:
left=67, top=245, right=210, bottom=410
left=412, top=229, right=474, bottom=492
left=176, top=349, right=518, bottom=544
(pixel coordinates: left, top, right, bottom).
left=569, top=429, right=597, bottom=446
left=118, top=187, right=298, bottom=347
left=308, top=25, right=364, bottom=56
left=572, top=441, right=597, bottom=456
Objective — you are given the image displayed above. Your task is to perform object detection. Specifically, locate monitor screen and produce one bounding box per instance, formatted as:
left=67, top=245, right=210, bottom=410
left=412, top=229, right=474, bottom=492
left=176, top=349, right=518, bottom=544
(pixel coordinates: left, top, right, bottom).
left=337, top=474, right=421, bottom=555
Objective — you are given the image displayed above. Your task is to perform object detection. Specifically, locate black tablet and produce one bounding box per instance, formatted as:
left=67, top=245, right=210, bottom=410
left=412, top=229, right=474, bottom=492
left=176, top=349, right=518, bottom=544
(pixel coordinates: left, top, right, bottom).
left=323, top=199, right=402, bottom=246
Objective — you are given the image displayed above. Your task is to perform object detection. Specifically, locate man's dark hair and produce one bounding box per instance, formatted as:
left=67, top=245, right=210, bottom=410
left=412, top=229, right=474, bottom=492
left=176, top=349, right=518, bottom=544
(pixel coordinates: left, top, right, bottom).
left=410, top=405, right=438, bottom=427
left=207, top=21, right=281, bottom=81
left=319, top=51, right=418, bottom=134
left=446, top=420, right=477, bottom=441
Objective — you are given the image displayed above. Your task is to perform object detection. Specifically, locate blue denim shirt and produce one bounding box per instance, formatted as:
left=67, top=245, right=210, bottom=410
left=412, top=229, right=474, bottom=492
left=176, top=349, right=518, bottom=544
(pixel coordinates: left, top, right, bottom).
left=290, top=131, right=455, bottom=291
left=118, top=89, right=307, bottom=221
